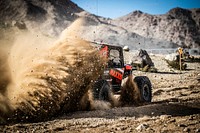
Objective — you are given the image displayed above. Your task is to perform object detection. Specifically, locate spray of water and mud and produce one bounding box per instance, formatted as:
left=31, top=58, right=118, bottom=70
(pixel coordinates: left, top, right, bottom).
left=0, top=18, right=105, bottom=123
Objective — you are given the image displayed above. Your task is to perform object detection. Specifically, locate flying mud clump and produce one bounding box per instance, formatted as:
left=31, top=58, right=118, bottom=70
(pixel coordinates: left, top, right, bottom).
left=0, top=19, right=106, bottom=123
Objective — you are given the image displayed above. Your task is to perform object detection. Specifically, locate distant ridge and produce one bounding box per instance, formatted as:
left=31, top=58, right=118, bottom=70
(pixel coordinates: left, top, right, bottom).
left=0, top=0, right=199, bottom=49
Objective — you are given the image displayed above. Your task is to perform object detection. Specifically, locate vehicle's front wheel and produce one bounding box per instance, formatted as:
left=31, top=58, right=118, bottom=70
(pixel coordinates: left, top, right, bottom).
left=134, top=76, right=152, bottom=103
left=92, top=80, right=111, bottom=101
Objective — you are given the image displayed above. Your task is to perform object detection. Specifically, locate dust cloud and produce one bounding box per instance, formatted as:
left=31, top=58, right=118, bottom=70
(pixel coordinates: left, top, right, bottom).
left=0, top=18, right=105, bottom=123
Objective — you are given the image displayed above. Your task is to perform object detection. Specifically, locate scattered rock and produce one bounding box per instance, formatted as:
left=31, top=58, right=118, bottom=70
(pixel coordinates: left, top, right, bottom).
left=160, top=115, right=171, bottom=120
left=195, top=128, right=200, bottom=132
left=189, top=115, right=195, bottom=120
left=167, top=118, right=176, bottom=123
left=136, top=123, right=149, bottom=131
left=183, top=127, right=190, bottom=132
left=161, top=130, right=168, bottom=133
left=178, top=124, right=187, bottom=127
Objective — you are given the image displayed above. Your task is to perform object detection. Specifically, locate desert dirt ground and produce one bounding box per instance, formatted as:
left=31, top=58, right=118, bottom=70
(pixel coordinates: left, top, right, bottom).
left=0, top=54, right=200, bottom=133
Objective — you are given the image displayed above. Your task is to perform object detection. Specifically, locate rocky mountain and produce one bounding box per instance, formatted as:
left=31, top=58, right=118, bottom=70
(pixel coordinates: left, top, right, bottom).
left=78, top=7, right=200, bottom=49
left=112, top=8, right=200, bottom=48
left=0, top=0, right=199, bottom=49
left=77, top=12, right=178, bottom=49
left=0, top=0, right=83, bottom=36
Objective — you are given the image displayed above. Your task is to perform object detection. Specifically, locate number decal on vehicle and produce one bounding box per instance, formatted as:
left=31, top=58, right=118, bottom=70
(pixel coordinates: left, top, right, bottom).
left=109, top=69, right=123, bottom=80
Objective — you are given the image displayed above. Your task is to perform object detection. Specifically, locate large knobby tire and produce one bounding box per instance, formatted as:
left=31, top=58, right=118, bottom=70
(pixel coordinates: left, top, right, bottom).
left=134, top=76, right=152, bottom=103
left=92, top=80, right=111, bottom=101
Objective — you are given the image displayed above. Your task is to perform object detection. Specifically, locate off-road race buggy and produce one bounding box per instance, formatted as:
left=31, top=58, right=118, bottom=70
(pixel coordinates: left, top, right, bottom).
left=131, top=49, right=157, bottom=72
left=91, top=43, right=152, bottom=105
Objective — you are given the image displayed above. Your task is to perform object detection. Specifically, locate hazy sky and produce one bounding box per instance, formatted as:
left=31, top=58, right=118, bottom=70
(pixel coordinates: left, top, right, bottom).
left=71, top=0, right=200, bottom=18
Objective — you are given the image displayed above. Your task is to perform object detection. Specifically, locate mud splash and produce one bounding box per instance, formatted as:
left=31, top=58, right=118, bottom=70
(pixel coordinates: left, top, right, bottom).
left=0, top=18, right=105, bottom=123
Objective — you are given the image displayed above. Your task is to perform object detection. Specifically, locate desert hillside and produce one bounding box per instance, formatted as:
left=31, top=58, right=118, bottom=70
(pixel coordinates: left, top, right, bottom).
left=0, top=0, right=199, bottom=49
left=0, top=0, right=83, bottom=36
left=112, top=8, right=200, bottom=48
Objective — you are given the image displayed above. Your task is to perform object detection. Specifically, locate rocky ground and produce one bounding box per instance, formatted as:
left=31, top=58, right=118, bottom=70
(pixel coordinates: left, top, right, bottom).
left=0, top=54, right=200, bottom=133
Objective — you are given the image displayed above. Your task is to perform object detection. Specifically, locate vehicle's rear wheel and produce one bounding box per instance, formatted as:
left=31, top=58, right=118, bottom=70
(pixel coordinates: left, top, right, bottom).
left=134, top=76, right=152, bottom=103
left=92, top=80, right=111, bottom=101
